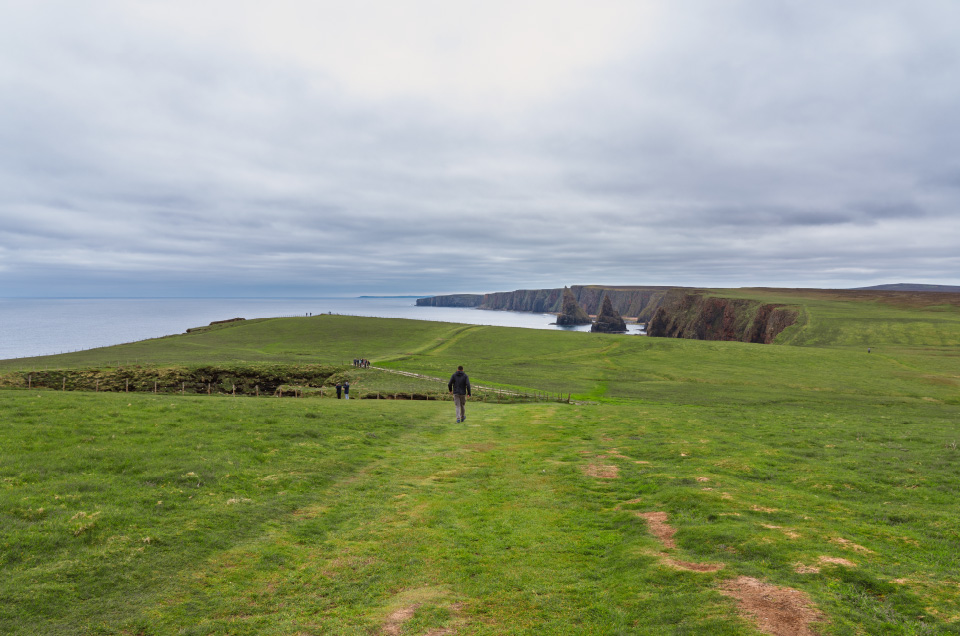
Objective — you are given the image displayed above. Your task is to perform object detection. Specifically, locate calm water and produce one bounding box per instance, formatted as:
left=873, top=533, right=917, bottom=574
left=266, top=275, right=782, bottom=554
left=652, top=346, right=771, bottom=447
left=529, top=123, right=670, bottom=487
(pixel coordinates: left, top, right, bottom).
left=0, top=297, right=644, bottom=360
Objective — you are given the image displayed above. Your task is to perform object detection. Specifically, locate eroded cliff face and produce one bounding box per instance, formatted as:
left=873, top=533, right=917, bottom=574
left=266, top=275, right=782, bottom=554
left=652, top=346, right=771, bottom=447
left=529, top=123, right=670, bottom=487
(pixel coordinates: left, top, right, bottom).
left=416, top=294, right=483, bottom=307
left=570, top=286, right=668, bottom=321
left=416, top=286, right=798, bottom=344
left=427, top=285, right=670, bottom=319
left=481, top=288, right=565, bottom=313
left=646, top=290, right=798, bottom=344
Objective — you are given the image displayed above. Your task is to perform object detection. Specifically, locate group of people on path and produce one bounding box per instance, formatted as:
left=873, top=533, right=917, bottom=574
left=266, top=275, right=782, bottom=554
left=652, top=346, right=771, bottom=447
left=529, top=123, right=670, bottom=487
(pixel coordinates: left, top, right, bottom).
left=353, top=358, right=370, bottom=368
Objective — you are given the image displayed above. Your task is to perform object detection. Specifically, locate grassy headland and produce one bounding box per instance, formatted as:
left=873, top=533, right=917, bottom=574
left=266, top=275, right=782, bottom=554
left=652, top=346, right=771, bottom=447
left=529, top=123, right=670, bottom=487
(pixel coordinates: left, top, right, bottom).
left=1, top=288, right=958, bottom=634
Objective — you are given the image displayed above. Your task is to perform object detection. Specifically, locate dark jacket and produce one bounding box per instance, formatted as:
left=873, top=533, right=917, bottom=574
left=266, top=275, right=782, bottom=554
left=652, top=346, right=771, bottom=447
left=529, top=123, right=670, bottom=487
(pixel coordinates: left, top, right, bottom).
left=448, top=370, right=471, bottom=396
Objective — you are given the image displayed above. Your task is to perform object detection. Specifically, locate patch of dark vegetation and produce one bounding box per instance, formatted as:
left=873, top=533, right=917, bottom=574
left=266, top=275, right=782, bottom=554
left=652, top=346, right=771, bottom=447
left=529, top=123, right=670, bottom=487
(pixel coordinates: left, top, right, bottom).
left=2, top=364, right=341, bottom=396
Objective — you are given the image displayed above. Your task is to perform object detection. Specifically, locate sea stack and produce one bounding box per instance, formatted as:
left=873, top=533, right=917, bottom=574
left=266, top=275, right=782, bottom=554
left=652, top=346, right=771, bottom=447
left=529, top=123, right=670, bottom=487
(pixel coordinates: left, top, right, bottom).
left=556, top=286, right=592, bottom=326
left=591, top=295, right=628, bottom=333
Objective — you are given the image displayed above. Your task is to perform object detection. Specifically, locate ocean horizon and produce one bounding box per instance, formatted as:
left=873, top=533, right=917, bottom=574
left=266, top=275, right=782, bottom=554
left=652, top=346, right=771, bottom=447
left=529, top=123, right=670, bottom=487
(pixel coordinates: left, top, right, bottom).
left=0, top=296, right=644, bottom=360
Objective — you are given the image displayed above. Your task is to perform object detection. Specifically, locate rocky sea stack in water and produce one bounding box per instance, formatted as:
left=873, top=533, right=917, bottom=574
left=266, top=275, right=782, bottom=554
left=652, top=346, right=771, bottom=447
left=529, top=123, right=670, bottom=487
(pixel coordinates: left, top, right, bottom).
left=591, top=295, right=627, bottom=333
left=556, top=287, right=592, bottom=326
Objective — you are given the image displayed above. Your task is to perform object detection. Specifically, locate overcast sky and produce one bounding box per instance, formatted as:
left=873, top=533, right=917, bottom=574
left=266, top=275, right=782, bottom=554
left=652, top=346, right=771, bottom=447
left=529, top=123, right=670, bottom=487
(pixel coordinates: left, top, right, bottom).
left=2, top=1, right=958, bottom=297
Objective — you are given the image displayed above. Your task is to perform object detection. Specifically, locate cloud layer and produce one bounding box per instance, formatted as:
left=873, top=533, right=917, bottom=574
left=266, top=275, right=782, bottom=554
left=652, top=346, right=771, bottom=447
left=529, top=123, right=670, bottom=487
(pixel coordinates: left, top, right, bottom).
left=2, top=1, right=958, bottom=296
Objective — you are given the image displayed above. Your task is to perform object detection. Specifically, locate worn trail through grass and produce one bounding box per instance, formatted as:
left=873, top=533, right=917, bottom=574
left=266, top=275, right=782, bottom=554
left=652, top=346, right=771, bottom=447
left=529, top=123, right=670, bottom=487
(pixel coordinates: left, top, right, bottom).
left=7, top=389, right=954, bottom=634
left=143, top=399, right=754, bottom=635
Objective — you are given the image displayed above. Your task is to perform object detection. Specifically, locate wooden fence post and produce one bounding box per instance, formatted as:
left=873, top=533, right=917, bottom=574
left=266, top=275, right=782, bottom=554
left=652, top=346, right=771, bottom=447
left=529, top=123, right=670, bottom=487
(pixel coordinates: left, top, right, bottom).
left=62, top=377, right=66, bottom=391
left=232, top=384, right=236, bottom=396
left=96, top=379, right=99, bottom=392
left=181, top=382, right=185, bottom=395
left=28, top=374, right=31, bottom=389
left=126, top=379, right=129, bottom=393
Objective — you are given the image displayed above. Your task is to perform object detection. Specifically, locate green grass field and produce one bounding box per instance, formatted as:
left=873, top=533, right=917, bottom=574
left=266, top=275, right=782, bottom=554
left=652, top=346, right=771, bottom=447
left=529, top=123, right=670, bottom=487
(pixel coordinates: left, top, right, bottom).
left=2, top=289, right=959, bottom=634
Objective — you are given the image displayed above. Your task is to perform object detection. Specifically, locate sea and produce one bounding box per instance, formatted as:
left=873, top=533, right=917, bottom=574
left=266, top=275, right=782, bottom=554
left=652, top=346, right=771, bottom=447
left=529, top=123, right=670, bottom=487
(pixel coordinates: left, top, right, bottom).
left=0, top=297, right=645, bottom=360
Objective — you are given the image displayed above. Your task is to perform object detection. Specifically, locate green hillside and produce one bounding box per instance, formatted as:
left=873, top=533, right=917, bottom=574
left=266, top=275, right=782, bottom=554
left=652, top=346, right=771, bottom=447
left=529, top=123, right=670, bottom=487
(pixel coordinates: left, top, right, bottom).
left=2, top=291, right=959, bottom=634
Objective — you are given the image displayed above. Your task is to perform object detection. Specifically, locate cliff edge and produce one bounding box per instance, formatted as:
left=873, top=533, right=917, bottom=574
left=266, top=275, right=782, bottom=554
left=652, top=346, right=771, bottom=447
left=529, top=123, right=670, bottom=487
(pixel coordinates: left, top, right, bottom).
left=646, top=290, right=798, bottom=344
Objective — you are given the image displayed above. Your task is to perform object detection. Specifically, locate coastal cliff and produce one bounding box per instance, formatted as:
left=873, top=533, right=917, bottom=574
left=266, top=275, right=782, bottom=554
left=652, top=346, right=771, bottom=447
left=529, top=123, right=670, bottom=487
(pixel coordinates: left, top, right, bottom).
left=415, top=294, right=483, bottom=308
left=417, top=286, right=799, bottom=344
left=416, top=285, right=670, bottom=321
left=646, top=290, right=798, bottom=344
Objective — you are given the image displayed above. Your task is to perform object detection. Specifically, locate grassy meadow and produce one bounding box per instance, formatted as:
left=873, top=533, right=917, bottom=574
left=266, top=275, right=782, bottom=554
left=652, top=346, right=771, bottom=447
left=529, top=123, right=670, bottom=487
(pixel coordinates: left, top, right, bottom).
left=2, top=289, right=959, bottom=634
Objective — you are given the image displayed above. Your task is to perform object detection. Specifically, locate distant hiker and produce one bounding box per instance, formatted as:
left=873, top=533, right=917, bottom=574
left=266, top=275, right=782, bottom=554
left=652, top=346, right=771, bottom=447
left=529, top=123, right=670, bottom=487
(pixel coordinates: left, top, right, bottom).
left=344, top=381, right=350, bottom=400
left=448, top=365, right=471, bottom=423
left=336, top=382, right=342, bottom=399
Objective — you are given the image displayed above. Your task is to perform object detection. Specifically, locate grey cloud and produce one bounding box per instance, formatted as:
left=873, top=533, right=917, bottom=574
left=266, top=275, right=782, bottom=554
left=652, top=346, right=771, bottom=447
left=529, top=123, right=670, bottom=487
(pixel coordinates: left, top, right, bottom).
left=2, top=1, right=959, bottom=296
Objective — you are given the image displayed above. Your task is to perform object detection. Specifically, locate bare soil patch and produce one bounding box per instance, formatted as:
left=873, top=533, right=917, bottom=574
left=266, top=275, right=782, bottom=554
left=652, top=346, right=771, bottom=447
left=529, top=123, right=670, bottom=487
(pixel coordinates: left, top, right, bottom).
left=382, top=604, right=419, bottom=635
left=583, top=464, right=620, bottom=479
left=665, top=558, right=724, bottom=572
left=793, top=563, right=821, bottom=574
left=762, top=524, right=800, bottom=539
left=819, top=556, right=856, bottom=567
left=637, top=511, right=676, bottom=549
left=600, top=448, right=631, bottom=460
left=720, top=576, right=824, bottom=636
left=831, top=537, right=873, bottom=553
left=752, top=505, right=778, bottom=513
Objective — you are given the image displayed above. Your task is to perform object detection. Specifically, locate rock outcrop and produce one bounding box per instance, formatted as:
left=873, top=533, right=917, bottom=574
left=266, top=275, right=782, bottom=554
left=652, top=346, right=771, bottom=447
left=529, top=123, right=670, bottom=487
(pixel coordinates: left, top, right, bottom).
left=591, top=295, right=628, bottom=332
left=646, top=290, right=799, bottom=344
left=556, top=287, right=592, bottom=325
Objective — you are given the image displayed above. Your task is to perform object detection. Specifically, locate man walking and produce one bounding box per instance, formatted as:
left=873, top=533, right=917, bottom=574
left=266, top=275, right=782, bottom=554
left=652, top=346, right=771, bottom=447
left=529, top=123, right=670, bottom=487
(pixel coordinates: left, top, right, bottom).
left=448, top=365, right=471, bottom=423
